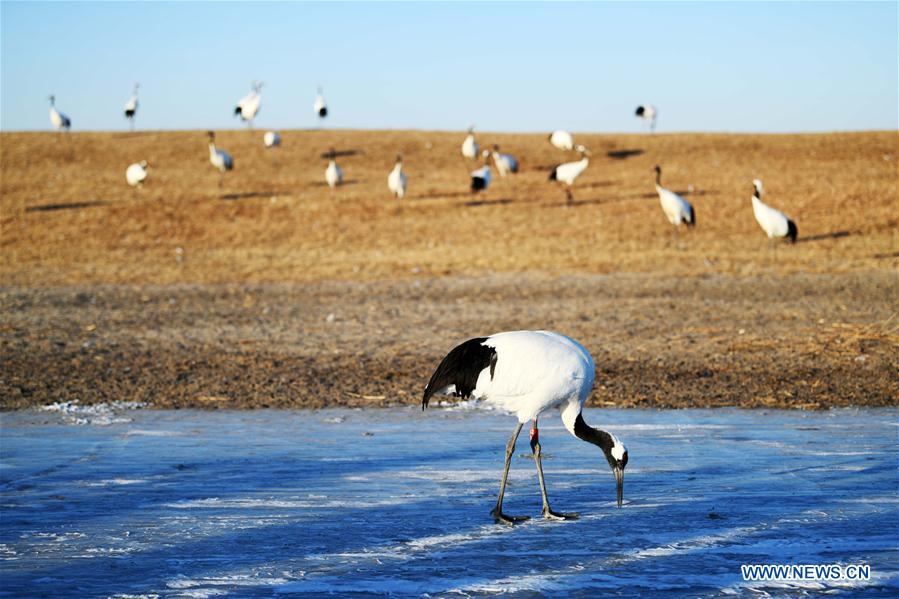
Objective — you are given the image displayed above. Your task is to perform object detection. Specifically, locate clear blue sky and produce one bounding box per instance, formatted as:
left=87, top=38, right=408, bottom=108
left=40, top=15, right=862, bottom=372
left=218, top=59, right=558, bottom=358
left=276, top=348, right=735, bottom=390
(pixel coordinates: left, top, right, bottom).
left=1, top=1, right=896, bottom=133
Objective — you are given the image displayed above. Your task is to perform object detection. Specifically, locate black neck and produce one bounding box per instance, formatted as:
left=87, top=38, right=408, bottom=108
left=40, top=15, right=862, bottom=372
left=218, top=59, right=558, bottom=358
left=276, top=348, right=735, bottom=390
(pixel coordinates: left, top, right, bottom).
left=753, top=187, right=761, bottom=199
left=655, top=170, right=661, bottom=185
left=573, top=412, right=613, bottom=453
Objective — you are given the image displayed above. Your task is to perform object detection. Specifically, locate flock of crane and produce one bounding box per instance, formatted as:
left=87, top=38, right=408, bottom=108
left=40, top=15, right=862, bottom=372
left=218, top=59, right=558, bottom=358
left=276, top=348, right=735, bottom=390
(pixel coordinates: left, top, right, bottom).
left=46, top=85, right=797, bottom=244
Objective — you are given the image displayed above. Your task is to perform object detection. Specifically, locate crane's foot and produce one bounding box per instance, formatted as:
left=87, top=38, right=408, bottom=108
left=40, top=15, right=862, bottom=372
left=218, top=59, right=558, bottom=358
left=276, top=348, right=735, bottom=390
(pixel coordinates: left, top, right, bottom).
left=542, top=507, right=579, bottom=521
left=491, top=507, right=530, bottom=526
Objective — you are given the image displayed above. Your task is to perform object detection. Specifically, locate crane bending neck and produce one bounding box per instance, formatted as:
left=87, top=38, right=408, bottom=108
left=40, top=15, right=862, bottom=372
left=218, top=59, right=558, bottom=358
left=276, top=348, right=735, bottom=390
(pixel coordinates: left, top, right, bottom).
left=569, top=410, right=614, bottom=453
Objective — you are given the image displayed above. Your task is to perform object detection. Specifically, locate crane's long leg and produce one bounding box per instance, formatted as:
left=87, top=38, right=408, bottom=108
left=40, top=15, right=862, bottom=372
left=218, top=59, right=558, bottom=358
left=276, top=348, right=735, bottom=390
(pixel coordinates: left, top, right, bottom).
left=531, top=420, right=579, bottom=521
left=491, top=421, right=529, bottom=525
left=566, top=187, right=574, bottom=206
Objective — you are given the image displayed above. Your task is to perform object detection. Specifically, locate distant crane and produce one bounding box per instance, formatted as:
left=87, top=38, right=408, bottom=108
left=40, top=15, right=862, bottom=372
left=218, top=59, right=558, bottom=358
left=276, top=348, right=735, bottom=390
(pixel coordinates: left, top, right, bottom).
left=653, top=165, right=695, bottom=229
left=48, top=95, right=71, bottom=132
left=234, top=81, right=263, bottom=127
left=263, top=131, right=281, bottom=148
left=422, top=330, right=628, bottom=524
left=123, top=83, right=139, bottom=131
left=314, top=86, right=328, bottom=120
left=325, top=149, right=344, bottom=190
left=549, top=145, right=590, bottom=204
left=388, top=154, right=408, bottom=199
left=635, top=104, right=657, bottom=132
left=461, top=126, right=479, bottom=160
left=125, top=160, right=149, bottom=188
left=549, top=130, right=574, bottom=151
left=207, top=131, right=234, bottom=186
left=488, top=145, right=519, bottom=177
left=752, top=179, right=797, bottom=245
left=470, top=155, right=492, bottom=193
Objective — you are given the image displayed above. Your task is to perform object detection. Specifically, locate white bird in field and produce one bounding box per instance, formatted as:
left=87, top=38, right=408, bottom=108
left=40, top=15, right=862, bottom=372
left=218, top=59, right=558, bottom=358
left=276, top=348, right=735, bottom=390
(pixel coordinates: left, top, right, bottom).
left=48, top=95, right=71, bottom=131
left=234, top=81, right=263, bottom=126
left=752, top=179, right=797, bottom=243
left=125, top=161, right=149, bottom=188
left=654, top=165, right=695, bottom=228
left=314, top=86, right=328, bottom=119
left=635, top=104, right=657, bottom=132
left=422, top=330, right=629, bottom=524
left=488, top=145, right=519, bottom=177
left=549, top=130, right=574, bottom=151
left=461, top=126, right=479, bottom=160
left=325, top=149, right=344, bottom=189
left=263, top=131, right=281, bottom=148
left=549, top=145, right=590, bottom=204
left=387, top=154, right=408, bottom=199
left=470, top=155, right=492, bottom=193
left=207, top=131, right=233, bottom=186
left=123, top=83, right=139, bottom=130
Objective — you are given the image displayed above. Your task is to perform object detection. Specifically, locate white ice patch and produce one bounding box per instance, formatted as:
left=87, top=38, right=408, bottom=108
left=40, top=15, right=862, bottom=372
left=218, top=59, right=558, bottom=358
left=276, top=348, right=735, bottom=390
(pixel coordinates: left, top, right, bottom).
left=83, top=478, right=149, bottom=487
left=162, top=496, right=409, bottom=510
left=38, top=400, right=147, bottom=426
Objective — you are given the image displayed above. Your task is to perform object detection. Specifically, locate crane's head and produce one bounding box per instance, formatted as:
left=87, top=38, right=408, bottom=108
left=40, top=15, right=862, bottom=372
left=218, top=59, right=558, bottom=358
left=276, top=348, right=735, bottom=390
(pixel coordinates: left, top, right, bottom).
left=206, top=130, right=215, bottom=140
left=574, top=413, right=628, bottom=507
left=752, top=179, right=763, bottom=195
left=48, top=95, right=55, bottom=105
left=139, top=160, right=148, bottom=169
left=601, top=433, right=628, bottom=508
left=395, top=153, right=403, bottom=164
left=575, top=144, right=590, bottom=157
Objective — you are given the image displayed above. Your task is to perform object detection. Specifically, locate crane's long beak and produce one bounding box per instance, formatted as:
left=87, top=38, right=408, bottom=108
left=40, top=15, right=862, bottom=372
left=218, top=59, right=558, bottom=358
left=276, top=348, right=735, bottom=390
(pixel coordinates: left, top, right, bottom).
left=614, top=467, right=624, bottom=508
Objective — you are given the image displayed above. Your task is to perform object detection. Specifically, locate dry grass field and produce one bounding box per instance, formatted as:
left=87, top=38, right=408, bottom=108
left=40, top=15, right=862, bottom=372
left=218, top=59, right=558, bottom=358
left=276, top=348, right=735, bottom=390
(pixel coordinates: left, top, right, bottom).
left=1, top=129, right=897, bottom=409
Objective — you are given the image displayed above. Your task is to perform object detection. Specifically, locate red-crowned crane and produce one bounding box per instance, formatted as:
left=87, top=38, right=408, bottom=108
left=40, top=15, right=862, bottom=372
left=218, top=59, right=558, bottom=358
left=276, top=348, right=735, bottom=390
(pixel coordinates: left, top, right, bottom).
left=423, top=330, right=628, bottom=525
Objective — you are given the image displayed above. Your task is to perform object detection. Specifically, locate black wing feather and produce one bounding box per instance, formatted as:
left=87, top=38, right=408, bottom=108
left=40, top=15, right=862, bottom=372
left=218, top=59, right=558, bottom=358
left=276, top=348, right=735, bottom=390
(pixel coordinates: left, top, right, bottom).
left=422, top=337, right=497, bottom=410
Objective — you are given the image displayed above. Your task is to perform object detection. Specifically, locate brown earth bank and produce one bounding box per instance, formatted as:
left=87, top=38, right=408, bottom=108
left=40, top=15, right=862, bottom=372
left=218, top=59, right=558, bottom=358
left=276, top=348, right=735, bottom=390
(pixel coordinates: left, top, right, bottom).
left=1, top=130, right=897, bottom=410
left=1, top=272, right=896, bottom=411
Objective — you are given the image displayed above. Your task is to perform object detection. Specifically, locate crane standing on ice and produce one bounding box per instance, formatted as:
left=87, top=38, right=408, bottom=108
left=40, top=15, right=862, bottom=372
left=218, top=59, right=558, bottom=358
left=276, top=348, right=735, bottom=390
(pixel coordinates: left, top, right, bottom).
left=422, top=330, right=628, bottom=525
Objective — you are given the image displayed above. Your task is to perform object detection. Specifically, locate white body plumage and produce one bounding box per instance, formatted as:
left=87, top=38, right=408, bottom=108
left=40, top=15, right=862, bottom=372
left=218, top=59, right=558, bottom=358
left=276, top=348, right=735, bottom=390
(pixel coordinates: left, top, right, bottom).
left=235, top=82, right=262, bottom=123
left=388, top=158, right=407, bottom=198
left=654, top=166, right=694, bottom=226
left=549, top=130, right=574, bottom=151
left=462, top=127, right=479, bottom=160
left=473, top=332, right=595, bottom=427
left=125, top=161, right=149, bottom=187
left=263, top=131, right=281, bottom=148
left=207, top=132, right=233, bottom=173
left=752, top=179, right=797, bottom=242
left=635, top=104, right=657, bottom=131
left=489, top=147, right=518, bottom=177
left=470, top=163, right=491, bottom=192
left=552, top=156, right=588, bottom=186
left=314, top=87, right=328, bottom=118
left=325, top=160, right=344, bottom=189
left=48, top=96, right=71, bottom=131
left=123, top=83, right=139, bottom=127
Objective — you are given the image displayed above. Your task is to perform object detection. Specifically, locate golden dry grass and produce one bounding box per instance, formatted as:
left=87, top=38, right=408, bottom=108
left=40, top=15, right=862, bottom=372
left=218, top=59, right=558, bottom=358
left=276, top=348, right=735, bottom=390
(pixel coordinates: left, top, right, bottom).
left=1, top=130, right=897, bottom=410
left=2, top=129, right=897, bottom=285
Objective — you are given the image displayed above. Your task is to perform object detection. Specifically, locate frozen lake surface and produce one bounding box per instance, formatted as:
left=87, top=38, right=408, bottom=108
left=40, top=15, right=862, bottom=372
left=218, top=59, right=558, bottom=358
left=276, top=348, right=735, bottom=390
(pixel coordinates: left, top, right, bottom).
left=1, top=405, right=897, bottom=598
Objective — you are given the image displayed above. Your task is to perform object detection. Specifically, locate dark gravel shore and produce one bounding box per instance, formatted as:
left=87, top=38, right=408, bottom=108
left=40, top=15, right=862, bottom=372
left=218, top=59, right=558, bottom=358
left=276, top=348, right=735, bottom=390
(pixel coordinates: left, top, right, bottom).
left=2, top=271, right=896, bottom=411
